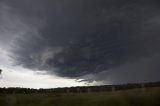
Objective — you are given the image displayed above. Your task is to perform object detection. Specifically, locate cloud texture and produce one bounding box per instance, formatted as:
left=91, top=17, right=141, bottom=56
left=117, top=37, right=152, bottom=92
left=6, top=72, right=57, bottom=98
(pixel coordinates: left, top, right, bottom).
left=1, top=0, right=160, bottom=83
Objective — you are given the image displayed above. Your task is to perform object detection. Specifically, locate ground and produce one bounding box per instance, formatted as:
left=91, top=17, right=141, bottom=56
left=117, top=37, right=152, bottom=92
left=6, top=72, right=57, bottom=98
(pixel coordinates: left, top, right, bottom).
left=0, top=87, right=160, bottom=106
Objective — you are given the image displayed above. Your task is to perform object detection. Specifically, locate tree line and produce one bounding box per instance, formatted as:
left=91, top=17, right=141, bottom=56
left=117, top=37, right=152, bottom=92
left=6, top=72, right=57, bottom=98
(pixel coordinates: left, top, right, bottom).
left=0, top=81, right=160, bottom=94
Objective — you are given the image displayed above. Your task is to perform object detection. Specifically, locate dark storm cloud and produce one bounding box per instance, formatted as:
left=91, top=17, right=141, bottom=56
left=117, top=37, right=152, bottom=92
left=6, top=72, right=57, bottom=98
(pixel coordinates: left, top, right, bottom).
left=6, top=0, right=160, bottom=80
left=82, top=54, right=160, bottom=84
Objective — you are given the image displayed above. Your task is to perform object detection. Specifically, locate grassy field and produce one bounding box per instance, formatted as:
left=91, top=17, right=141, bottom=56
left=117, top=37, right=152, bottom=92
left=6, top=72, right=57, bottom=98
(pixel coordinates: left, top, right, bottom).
left=0, top=87, right=160, bottom=106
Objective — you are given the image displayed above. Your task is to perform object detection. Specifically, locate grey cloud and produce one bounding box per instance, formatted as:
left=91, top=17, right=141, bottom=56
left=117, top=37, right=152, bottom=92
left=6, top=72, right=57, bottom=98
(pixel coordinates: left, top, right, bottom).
left=5, top=0, right=160, bottom=82
left=0, top=1, right=43, bottom=50
left=83, top=54, right=160, bottom=84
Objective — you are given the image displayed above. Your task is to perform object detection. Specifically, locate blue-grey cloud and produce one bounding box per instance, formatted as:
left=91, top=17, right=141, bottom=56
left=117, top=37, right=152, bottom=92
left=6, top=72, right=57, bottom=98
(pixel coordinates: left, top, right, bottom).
left=4, top=0, right=160, bottom=82
left=80, top=54, right=160, bottom=84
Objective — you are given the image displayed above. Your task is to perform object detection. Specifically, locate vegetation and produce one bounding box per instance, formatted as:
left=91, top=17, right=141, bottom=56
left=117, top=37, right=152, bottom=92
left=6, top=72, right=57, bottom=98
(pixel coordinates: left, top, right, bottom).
left=0, top=87, right=160, bottom=106
left=1, top=81, right=160, bottom=94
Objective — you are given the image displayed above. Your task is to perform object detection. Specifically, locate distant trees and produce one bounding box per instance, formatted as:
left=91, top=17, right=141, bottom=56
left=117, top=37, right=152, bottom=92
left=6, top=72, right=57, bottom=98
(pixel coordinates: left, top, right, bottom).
left=0, top=69, right=2, bottom=75
left=0, top=69, right=2, bottom=79
left=0, top=81, right=160, bottom=94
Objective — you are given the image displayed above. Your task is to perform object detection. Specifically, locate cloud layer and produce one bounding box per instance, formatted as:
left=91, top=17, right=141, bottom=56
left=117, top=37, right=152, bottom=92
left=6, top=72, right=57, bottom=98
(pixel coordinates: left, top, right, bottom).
left=1, top=0, right=160, bottom=83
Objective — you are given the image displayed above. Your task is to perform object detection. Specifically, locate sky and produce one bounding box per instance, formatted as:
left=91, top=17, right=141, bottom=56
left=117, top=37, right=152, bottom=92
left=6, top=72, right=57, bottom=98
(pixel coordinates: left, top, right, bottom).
left=0, top=0, right=160, bottom=88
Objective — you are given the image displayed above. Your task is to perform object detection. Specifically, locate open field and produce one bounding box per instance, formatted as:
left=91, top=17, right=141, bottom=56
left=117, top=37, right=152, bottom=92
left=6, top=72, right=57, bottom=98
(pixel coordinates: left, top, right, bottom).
left=0, top=87, right=160, bottom=106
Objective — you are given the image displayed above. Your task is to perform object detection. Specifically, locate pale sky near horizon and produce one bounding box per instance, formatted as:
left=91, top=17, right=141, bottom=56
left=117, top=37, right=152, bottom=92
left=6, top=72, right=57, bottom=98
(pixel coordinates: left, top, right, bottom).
left=0, top=47, right=89, bottom=88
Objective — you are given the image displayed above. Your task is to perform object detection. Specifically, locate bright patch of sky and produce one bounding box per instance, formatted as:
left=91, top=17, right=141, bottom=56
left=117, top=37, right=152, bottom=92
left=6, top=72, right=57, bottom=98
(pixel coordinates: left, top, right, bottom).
left=0, top=47, right=85, bottom=88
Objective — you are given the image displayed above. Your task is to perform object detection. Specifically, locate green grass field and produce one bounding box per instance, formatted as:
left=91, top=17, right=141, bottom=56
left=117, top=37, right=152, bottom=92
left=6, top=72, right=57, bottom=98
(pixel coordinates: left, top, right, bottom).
left=0, top=87, right=160, bottom=106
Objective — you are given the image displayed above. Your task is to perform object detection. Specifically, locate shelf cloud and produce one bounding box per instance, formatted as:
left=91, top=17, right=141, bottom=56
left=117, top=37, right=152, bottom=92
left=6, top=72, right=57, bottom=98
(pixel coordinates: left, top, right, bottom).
left=1, top=0, right=160, bottom=83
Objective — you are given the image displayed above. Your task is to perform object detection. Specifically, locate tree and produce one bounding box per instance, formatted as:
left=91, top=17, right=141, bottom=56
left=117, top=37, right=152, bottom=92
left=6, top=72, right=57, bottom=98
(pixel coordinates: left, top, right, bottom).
left=0, top=69, right=2, bottom=74
left=0, top=69, right=2, bottom=79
